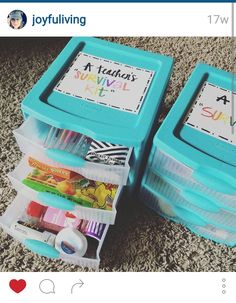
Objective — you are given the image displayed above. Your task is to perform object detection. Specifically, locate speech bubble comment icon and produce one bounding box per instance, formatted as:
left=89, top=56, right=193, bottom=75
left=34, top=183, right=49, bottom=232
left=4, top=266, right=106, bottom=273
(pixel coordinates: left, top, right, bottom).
left=39, top=279, right=56, bottom=295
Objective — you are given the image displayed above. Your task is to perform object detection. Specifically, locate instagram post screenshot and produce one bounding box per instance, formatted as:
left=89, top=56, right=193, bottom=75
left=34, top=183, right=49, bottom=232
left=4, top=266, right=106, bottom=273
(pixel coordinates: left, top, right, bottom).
left=0, top=1, right=235, bottom=302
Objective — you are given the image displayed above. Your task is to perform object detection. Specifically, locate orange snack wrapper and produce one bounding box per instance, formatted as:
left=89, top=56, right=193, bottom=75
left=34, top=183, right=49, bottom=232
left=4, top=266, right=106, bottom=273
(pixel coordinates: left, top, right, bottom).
left=28, top=157, right=77, bottom=180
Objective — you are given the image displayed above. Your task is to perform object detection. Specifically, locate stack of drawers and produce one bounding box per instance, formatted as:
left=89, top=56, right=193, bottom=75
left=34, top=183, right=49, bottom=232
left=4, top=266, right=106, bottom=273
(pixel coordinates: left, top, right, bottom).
left=141, top=63, right=236, bottom=246
left=0, top=37, right=173, bottom=268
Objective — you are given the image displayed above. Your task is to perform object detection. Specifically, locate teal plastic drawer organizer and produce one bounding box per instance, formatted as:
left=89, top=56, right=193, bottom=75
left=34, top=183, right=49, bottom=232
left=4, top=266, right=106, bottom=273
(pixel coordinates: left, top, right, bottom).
left=1, top=37, right=173, bottom=268
left=141, top=63, right=236, bottom=246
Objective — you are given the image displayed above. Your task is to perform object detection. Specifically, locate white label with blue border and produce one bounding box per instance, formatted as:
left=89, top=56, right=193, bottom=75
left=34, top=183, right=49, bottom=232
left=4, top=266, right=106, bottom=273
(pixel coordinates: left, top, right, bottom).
left=185, top=82, right=235, bottom=145
left=54, top=52, right=154, bottom=114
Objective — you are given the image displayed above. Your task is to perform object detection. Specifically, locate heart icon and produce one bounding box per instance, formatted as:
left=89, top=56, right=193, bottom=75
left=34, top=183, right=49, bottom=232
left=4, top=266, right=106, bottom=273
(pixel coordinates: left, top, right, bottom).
left=9, top=279, right=26, bottom=293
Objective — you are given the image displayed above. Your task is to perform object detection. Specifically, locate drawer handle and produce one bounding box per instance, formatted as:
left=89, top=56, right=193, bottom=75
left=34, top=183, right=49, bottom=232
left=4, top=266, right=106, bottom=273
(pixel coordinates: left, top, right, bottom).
left=38, top=192, right=76, bottom=211
left=180, top=190, right=220, bottom=213
left=46, top=149, right=86, bottom=167
left=192, top=169, right=236, bottom=194
left=24, top=239, right=60, bottom=259
left=172, top=206, right=206, bottom=227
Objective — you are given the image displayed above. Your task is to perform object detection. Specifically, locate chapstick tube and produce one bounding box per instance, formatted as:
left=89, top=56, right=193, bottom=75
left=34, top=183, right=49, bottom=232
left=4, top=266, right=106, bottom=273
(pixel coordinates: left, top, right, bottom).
left=10, top=221, right=56, bottom=246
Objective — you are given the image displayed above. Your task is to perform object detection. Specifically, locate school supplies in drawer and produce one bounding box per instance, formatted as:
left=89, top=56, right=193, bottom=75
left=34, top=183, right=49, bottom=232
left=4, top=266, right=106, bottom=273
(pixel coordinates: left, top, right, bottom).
left=44, top=125, right=130, bottom=166
left=140, top=188, right=236, bottom=247
left=14, top=117, right=132, bottom=185
left=143, top=171, right=236, bottom=233
left=0, top=194, right=108, bottom=269
left=8, top=155, right=123, bottom=224
left=154, top=64, right=236, bottom=194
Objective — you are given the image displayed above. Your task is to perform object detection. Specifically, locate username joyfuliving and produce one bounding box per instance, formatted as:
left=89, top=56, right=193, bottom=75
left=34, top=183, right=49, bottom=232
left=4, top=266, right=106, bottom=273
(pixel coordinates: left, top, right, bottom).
left=32, top=14, right=86, bottom=27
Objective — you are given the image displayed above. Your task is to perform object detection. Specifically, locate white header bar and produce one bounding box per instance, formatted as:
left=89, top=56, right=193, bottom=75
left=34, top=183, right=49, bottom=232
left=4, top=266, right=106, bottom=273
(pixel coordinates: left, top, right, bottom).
left=0, top=3, right=233, bottom=36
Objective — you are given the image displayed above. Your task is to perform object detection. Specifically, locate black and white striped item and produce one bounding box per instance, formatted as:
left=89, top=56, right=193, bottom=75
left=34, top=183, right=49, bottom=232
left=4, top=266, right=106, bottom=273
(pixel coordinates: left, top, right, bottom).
left=85, top=140, right=129, bottom=166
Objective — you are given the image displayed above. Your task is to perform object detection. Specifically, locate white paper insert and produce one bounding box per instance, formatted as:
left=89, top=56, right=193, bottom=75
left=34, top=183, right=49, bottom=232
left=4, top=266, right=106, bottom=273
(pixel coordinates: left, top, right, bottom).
left=185, top=82, right=236, bottom=145
left=54, top=52, right=154, bottom=114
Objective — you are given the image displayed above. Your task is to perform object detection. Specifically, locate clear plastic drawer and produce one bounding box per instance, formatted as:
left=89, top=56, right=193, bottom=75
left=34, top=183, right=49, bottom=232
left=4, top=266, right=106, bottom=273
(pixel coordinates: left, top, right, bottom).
left=142, top=171, right=236, bottom=233
left=8, top=154, right=123, bottom=225
left=14, top=117, right=132, bottom=185
left=149, top=148, right=236, bottom=210
left=0, top=194, right=110, bottom=269
left=140, top=186, right=236, bottom=247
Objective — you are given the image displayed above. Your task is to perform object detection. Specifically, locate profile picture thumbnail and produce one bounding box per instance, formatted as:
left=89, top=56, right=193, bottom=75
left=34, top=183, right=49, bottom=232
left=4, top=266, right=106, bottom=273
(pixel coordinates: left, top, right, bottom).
left=7, top=10, right=27, bottom=30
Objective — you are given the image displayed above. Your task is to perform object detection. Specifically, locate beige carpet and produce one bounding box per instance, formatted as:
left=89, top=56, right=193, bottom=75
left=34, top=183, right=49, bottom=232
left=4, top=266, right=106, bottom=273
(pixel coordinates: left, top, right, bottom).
left=1, top=37, right=236, bottom=272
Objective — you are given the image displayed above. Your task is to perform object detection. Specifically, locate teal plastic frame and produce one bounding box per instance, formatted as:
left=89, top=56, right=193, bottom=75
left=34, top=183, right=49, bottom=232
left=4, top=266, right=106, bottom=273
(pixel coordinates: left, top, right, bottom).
left=154, top=64, right=236, bottom=194
left=22, top=37, right=173, bottom=147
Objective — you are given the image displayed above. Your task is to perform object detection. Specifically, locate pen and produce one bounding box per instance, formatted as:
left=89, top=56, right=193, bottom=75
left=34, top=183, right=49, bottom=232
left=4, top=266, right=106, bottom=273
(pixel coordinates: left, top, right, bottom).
left=56, top=129, right=68, bottom=149
left=65, top=133, right=75, bottom=152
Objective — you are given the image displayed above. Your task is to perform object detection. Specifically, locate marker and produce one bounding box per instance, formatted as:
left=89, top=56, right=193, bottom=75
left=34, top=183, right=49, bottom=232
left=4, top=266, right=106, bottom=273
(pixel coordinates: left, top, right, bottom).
left=51, top=128, right=61, bottom=148
left=68, top=133, right=82, bottom=152
left=61, top=130, right=76, bottom=150
left=44, top=126, right=56, bottom=147
left=56, top=129, right=68, bottom=149
left=65, top=133, right=80, bottom=152
left=46, top=127, right=58, bottom=148
left=64, top=131, right=76, bottom=144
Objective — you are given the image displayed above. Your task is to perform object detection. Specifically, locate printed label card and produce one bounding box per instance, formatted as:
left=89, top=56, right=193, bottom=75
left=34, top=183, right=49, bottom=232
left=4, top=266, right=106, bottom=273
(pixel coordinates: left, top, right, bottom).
left=54, top=52, right=154, bottom=114
left=184, top=82, right=236, bottom=145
